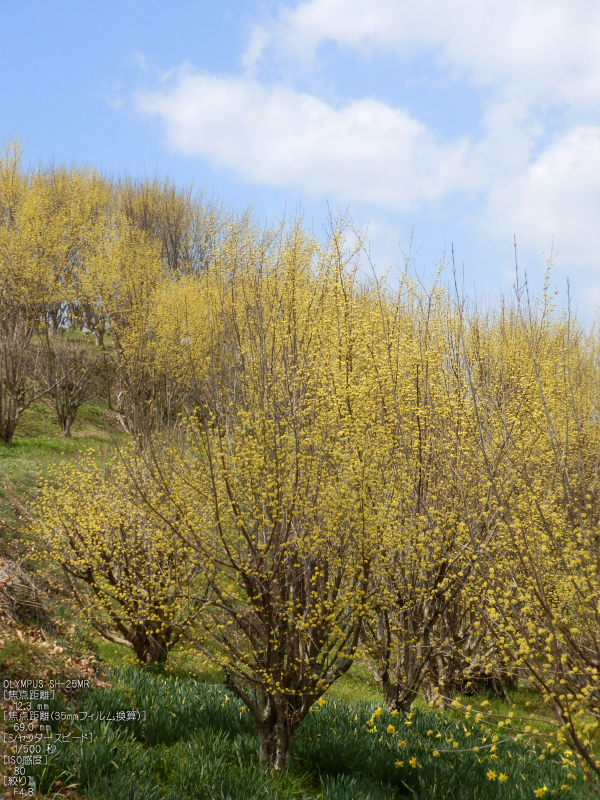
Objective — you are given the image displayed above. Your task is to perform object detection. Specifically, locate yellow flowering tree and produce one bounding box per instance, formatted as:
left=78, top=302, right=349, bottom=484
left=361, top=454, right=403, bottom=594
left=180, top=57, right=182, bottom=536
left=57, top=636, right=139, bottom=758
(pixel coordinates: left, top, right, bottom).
left=35, top=450, right=204, bottom=664
left=79, top=213, right=166, bottom=437
left=470, top=283, right=600, bottom=790
left=358, top=278, right=509, bottom=710
left=133, top=220, right=388, bottom=771
left=0, top=141, right=66, bottom=443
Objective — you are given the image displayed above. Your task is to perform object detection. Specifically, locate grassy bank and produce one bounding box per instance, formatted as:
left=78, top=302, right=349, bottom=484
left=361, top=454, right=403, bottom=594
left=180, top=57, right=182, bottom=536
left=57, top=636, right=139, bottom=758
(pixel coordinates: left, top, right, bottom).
left=25, top=666, right=590, bottom=799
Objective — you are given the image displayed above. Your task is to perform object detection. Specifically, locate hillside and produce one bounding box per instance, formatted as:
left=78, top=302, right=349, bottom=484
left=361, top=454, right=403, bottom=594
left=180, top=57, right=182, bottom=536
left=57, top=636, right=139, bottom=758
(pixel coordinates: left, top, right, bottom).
left=1, top=151, right=600, bottom=797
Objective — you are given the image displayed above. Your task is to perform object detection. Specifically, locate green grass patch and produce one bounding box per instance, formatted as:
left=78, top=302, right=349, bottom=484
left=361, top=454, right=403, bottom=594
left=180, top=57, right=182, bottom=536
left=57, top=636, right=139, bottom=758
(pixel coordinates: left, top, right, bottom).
left=323, top=661, right=382, bottom=705
left=414, top=683, right=600, bottom=750
left=25, top=667, right=593, bottom=799
left=91, top=635, right=224, bottom=685
left=0, top=423, right=124, bottom=544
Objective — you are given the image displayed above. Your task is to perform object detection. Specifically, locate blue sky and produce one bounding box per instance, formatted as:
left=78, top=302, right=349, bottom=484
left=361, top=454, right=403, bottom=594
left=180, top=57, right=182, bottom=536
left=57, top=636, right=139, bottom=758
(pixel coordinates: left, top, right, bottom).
left=3, top=0, right=600, bottom=326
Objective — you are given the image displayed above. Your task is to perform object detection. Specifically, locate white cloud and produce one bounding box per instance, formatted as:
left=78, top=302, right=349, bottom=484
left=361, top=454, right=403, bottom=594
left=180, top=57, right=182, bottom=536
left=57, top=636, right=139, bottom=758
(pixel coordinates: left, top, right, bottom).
left=242, top=25, right=272, bottom=74
left=251, top=0, right=600, bottom=109
left=485, top=125, right=600, bottom=265
left=134, top=67, right=477, bottom=212
left=478, top=124, right=600, bottom=322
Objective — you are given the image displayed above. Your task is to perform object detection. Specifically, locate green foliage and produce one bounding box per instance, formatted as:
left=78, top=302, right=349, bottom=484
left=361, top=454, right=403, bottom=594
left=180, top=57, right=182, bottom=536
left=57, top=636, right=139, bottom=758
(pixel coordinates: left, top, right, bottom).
left=25, top=668, right=593, bottom=799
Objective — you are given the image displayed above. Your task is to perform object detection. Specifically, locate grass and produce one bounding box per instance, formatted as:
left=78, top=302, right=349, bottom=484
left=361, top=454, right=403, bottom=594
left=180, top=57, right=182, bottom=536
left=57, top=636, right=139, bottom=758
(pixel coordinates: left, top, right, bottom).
left=23, top=666, right=593, bottom=799
left=432, top=687, right=565, bottom=741
left=0, top=391, right=121, bottom=543
left=93, top=636, right=225, bottom=686
left=0, top=637, right=37, bottom=676
left=324, top=662, right=382, bottom=705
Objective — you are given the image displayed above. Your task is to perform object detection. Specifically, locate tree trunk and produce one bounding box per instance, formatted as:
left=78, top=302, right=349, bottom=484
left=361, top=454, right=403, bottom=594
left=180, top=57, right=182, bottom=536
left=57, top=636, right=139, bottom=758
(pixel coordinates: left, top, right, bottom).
left=61, top=416, right=74, bottom=437
left=47, top=308, right=59, bottom=338
left=381, top=674, right=414, bottom=713
left=131, top=631, right=169, bottom=664
left=257, top=712, right=295, bottom=772
left=0, top=414, right=18, bottom=445
left=363, top=646, right=417, bottom=713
